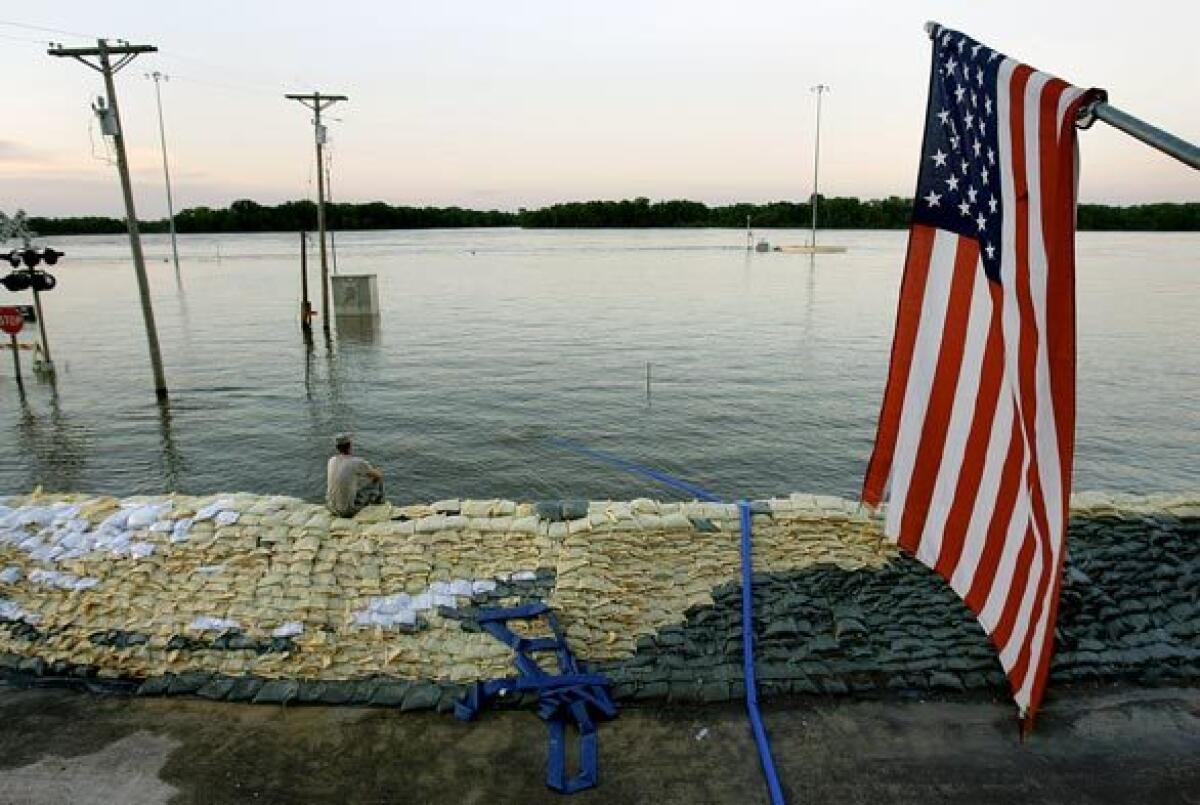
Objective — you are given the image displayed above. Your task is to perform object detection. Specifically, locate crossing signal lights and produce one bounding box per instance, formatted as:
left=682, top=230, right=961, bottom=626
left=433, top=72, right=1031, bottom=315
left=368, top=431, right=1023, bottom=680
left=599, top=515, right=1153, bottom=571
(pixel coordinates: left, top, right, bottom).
left=0, top=247, right=64, bottom=293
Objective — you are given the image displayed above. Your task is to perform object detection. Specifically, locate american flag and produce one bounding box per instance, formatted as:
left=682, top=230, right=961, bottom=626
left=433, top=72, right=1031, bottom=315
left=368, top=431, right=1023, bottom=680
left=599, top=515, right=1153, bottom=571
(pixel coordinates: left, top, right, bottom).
left=863, top=24, right=1102, bottom=723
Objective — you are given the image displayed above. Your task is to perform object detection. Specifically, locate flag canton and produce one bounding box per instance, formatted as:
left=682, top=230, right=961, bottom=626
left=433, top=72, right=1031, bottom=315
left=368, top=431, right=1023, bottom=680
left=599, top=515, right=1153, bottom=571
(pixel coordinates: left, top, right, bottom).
left=913, top=28, right=1005, bottom=282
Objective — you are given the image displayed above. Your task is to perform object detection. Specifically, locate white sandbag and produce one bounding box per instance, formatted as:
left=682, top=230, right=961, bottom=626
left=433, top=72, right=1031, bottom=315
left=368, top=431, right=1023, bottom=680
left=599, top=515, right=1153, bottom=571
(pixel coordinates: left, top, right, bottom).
left=171, top=518, right=194, bottom=543
left=189, top=616, right=240, bottom=631
left=126, top=503, right=171, bottom=529
left=129, top=542, right=156, bottom=559
left=0, top=597, right=39, bottom=623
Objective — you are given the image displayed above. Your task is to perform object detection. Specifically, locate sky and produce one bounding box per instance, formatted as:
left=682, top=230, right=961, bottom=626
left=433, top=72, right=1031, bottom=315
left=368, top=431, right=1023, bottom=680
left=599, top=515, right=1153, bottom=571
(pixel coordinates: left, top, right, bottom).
left=0, top=1, right=1196, bottom=217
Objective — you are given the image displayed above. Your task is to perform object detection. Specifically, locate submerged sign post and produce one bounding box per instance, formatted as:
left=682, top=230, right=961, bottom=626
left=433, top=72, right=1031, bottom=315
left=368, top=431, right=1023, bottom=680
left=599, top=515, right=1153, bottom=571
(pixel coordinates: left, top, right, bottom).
left=0, top=305, right=27, bottom=388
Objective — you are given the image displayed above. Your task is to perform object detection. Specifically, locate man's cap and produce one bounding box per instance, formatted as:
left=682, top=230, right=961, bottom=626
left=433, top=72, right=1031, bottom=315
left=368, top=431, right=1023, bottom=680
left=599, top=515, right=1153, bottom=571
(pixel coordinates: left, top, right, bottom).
left=335, top=432, right=353, bottom=448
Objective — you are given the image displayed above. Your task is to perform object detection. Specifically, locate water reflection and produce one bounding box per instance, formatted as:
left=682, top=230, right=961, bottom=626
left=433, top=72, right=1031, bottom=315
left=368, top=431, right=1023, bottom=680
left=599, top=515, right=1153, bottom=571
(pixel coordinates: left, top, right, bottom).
left=155, top=399, right=186, bottom=492
left=11, top=383, right=92, bottom=492
left=335, top=315, right=381, bottom=345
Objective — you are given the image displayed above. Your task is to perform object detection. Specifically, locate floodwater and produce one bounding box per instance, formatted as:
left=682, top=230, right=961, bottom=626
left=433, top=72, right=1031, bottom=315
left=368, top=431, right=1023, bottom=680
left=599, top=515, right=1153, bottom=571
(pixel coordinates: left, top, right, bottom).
left=0, top=228, right=1196, bottom=504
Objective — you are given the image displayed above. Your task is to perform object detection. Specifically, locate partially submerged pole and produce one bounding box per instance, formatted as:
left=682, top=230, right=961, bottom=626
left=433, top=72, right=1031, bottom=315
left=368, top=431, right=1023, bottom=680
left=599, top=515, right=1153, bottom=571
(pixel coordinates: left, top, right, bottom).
left=286, top=92, right=348, bottom=339
left=8, top=334, right=22, bottom=390
left=50, top=40, right=169, bottom=400
left=300, top=231, right=313, bottom=333
left=147, top=71, right=182, bottom=279
left=30, top=288, right=52, bottom=370
left=809, top=84, right=829, bottom=248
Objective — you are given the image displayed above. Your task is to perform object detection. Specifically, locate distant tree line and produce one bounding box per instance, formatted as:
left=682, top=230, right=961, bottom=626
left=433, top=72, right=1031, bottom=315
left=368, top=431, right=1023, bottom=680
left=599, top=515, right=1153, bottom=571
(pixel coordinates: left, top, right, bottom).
left=23, top=197, right=1200, bottom=235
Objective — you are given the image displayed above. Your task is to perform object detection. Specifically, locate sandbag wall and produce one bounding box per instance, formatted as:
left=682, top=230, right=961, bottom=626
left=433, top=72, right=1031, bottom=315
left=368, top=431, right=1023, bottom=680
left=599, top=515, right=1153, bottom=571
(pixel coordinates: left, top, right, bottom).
left=1, top=491, right=1197, bottom=708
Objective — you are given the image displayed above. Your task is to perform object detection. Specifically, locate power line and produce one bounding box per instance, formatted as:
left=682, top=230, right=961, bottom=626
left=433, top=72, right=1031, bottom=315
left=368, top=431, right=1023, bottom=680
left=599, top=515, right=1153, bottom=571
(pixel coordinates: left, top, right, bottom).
left=0, top=19, right=104, bottom=40
left=0, top=31, right=55, bottom=46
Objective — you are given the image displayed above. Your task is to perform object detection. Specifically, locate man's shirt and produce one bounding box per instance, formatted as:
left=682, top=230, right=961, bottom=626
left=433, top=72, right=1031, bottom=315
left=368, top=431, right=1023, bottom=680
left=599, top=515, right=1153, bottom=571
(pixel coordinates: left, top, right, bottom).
left=326, top=454, right=373, bottom=516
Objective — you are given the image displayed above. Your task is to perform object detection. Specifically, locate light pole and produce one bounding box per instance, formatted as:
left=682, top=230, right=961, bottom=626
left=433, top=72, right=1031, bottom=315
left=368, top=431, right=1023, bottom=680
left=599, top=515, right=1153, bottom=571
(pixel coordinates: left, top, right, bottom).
left=809, top=84, right=829, bottom=248
left=147, top=70, right=181, bottom=280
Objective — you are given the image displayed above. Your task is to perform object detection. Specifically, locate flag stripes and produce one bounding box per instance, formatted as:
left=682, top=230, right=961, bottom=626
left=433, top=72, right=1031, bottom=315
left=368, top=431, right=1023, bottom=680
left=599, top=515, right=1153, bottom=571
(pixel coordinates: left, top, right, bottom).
left=863, top=26, right=1101, bottom=722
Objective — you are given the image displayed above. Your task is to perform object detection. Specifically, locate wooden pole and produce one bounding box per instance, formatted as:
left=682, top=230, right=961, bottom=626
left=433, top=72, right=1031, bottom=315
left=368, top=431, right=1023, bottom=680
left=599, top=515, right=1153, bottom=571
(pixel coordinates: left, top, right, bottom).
left=313, top=98, right=331, bottom=336
left=300, top=231, right=312, bottom=332
left=285, top=92, right=347, bottom=338
left=51, top=40, right=168, bottom=399
left=31, top=288, right=52, bottom=370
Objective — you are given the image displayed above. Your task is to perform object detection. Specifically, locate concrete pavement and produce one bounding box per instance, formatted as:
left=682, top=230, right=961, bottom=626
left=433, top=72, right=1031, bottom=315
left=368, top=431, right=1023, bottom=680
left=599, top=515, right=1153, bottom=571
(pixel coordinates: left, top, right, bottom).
left=0, top=685, right=1197, bottom=804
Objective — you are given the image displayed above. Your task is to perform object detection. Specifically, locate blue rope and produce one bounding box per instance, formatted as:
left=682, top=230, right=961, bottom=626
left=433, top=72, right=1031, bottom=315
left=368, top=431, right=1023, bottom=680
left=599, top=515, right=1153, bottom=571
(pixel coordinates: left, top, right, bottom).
left=545, top=436, right=786, bottom=805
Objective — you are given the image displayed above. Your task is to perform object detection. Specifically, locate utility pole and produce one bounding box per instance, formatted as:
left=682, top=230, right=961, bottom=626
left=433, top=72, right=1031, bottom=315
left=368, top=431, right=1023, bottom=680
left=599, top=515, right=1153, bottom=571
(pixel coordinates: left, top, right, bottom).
left=285, top=91, right=347, bottom=337
left=300, top=231, right=313, bottom=334
left=50, top=39, right=169, bottom=400
left=146, top=71, right=181, bottom=280
left=809, top=84, right=829, bottom=248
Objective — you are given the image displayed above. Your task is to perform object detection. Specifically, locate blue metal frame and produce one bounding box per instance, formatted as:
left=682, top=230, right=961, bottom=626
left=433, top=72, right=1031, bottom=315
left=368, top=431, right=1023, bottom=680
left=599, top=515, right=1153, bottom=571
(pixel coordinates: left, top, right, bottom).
left=455, top=602, right=618, bottom=794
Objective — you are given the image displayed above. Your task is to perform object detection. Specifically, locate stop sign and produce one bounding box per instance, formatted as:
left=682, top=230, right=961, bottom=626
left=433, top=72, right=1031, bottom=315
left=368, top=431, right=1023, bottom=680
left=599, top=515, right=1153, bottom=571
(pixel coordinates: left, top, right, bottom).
left=0, top=306, right=23, bottom=336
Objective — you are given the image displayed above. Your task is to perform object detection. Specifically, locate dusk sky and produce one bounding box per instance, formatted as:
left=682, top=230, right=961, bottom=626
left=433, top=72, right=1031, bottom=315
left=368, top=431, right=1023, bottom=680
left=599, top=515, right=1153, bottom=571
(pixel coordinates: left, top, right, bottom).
left=1, top=1, right=1196, bottom=217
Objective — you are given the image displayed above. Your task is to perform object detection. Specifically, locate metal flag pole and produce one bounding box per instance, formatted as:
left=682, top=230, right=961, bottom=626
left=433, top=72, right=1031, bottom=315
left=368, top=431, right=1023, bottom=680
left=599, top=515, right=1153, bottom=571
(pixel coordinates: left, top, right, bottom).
left=923, top=21, right=1199, bottom=171
left=1077, top=100, right=1200, bottom=170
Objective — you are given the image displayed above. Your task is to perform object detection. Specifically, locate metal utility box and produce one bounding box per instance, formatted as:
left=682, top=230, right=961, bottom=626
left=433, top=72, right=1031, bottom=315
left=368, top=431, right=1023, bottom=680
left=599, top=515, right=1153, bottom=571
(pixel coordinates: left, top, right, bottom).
left=331, top=274, right=379, bottom=319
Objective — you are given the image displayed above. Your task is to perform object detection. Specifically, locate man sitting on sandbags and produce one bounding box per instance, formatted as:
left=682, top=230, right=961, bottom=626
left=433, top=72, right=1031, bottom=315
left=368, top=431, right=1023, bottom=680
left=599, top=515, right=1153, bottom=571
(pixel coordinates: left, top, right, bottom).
left=326, top=433, right=385, bottom=517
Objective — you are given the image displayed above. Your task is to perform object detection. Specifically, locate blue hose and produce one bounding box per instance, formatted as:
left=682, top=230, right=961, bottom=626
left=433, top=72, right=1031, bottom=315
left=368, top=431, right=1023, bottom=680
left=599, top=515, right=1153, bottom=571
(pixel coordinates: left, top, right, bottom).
left=739, top=500, right=786, bottom=805
left=545, top=437, right=786, bottom=804
left=546, top=437, right=724, bottom=503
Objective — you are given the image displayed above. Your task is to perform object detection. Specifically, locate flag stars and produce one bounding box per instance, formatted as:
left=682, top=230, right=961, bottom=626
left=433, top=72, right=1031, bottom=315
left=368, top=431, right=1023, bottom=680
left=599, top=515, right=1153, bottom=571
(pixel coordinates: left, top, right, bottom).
left=971, top=43, right=982, bottom=58
left=976, top=66, right=984, bottom=85
left=949, top=135, right=960, bottom=151
left=976, top=213, right=988, bottom=231
left=954, top=85, right=966, bottom=103
left=971, top=91, right=978, bottom=107
left=960, top=159, right=970, bottom=175
left=979, top=120, right=987, bottom=137
left=984, top=96, right=993, bottom=115
left=958, top=200, right=972, bottom=216
left=981, top=166, right=990, bottom=185
left=987, top=147, right=996, bottom=165
left=937, top=108, right=951, bottom=125
left=924, top=190, right=942, bottom=208
left=964, top=111, right=975, bottom=129
left=930, top=148, right=948, bottom=167
left=972, top=140, right=982, bottom=157
left=967, top=186, right=978, bottom=203
left=985, top=242, right=996, bottom=259
left=988, top=196, right=998, bottom=213
left=945, top=174, right=960, bottom=191
left=957, top=38, right=966, bottom=53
